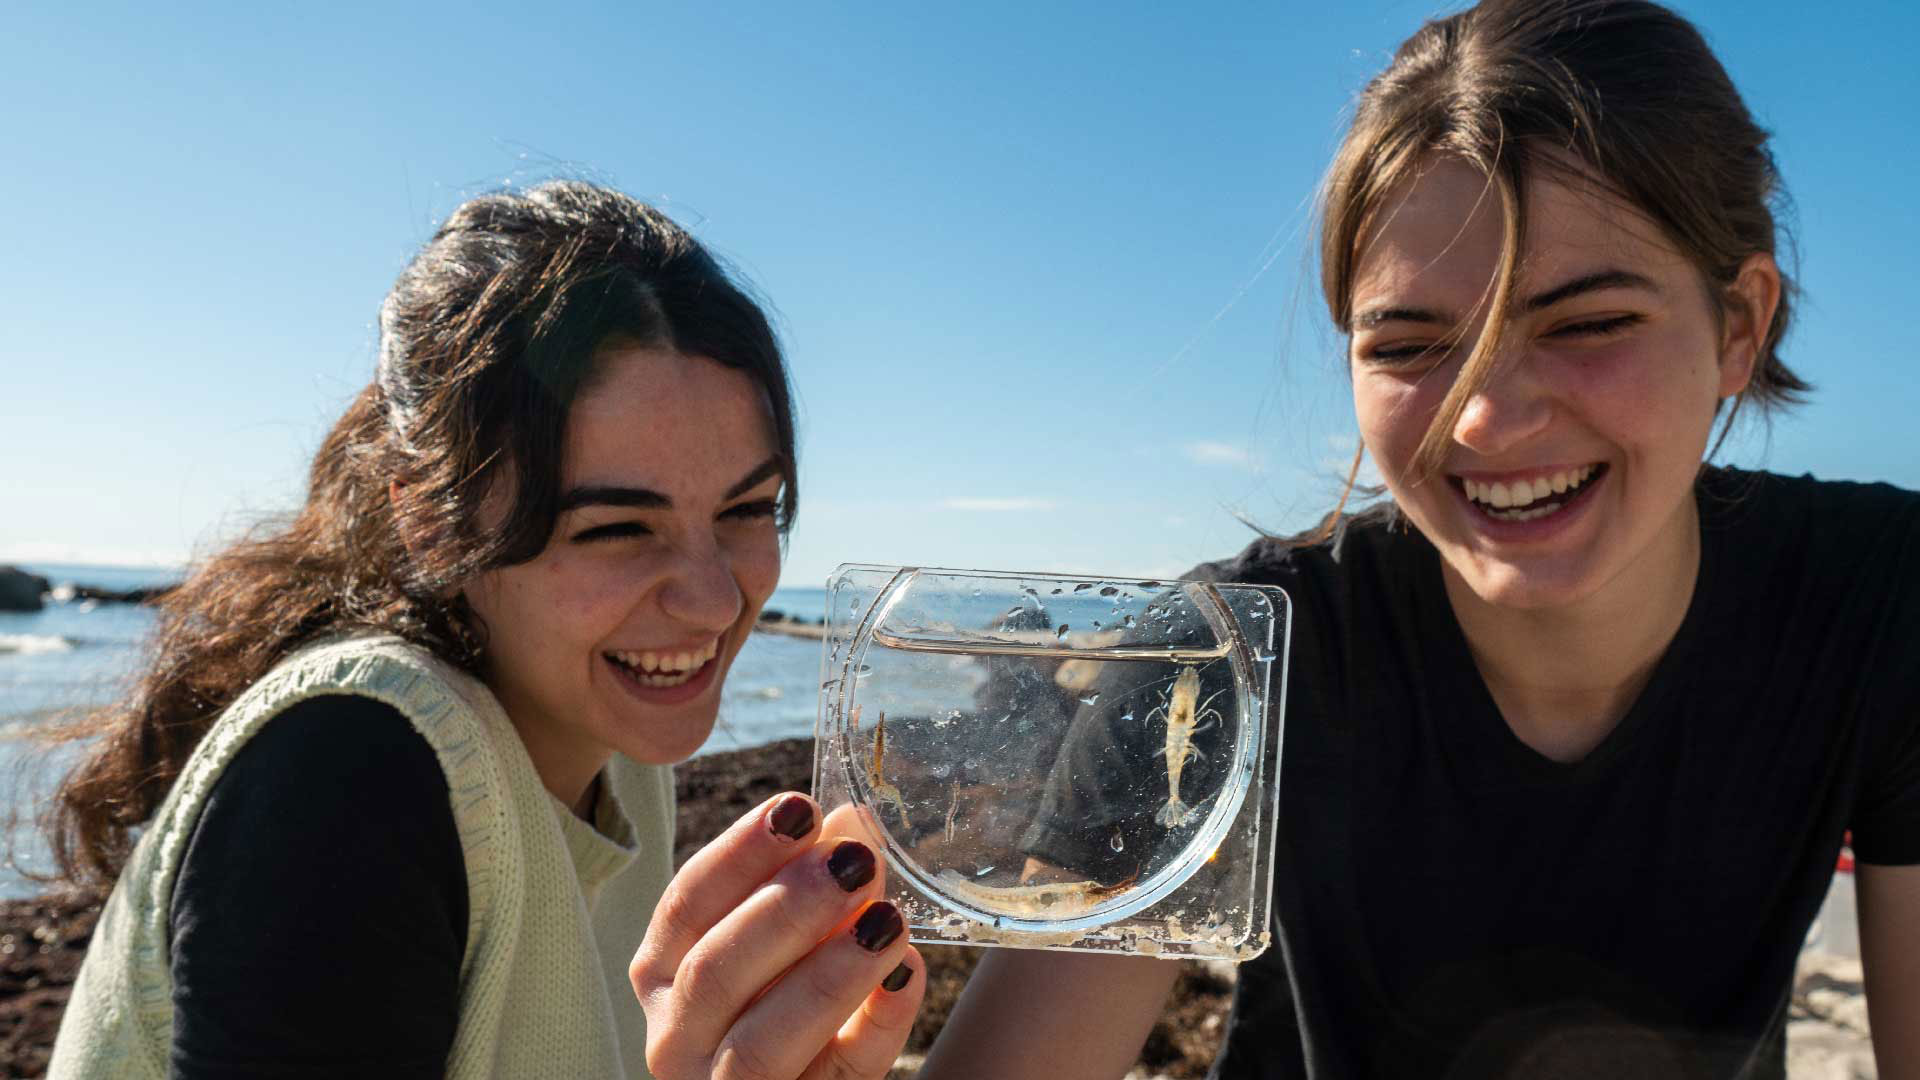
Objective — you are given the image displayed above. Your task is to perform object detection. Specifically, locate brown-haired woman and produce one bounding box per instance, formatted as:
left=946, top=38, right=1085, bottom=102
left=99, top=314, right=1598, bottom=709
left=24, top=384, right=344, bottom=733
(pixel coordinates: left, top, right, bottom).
left=47, top=180, right=925, bottom=1078
left=912, top=1, right=1920, bottom=1077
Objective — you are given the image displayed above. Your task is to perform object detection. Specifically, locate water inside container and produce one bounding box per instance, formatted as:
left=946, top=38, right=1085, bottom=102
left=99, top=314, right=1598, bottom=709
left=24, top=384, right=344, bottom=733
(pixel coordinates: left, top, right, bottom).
left=814, top=566, right=1289, bottom=960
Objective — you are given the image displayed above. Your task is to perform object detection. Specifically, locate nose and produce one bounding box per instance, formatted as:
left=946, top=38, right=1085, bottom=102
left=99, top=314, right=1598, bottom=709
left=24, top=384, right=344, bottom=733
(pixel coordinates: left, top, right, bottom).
left=1450, top=352, right=1553, bottom=457
left=659, top=539, right=744, bottom=633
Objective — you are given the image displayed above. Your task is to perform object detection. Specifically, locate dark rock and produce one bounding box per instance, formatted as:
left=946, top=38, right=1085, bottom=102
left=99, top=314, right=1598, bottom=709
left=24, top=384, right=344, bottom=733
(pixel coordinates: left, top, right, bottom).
left=70, top=584, right=176, bottom=606
left=0, top=567, right=50, bottom=612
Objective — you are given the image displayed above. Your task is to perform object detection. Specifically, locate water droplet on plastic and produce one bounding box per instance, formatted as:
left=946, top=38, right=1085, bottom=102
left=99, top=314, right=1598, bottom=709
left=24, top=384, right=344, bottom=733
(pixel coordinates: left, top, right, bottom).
left=1123, top=615, right=1137, bottom=628
left=974, top=865, right=995, bottom=877
left=1099, top=586, right=1119, bottom=597
left=1050, top=587, right=1063, bottom=595
left=1138, top=580, right=1162, bottom=588
left=1078, top=691, right=1101, bottom=706
left=1110, top=832, right=1125, bottom=852
left=1073, top=582, right=1094, bottom=593
left=857, top=664, right=874, bottom=677
left=1055, top=624, right=1071, bottom=639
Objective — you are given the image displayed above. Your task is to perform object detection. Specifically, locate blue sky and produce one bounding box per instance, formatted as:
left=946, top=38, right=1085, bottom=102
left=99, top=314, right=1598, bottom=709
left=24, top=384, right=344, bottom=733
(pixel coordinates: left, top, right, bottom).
left=5, top=2, right=1915, bottom=586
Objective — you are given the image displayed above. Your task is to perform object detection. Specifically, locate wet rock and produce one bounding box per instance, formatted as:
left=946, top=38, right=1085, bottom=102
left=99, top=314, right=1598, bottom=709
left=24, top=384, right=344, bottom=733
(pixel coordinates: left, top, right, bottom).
left=0, top=567, right=50, bottom=612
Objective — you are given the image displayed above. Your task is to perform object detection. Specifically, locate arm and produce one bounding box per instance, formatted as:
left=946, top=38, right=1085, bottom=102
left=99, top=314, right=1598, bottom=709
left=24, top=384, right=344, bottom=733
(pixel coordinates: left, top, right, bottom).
left=1858, top=862, right=1920, bottom=1080
left=917, top=948, right=1180, bottom=1080
left=169, top=695, right=465, bottom=1078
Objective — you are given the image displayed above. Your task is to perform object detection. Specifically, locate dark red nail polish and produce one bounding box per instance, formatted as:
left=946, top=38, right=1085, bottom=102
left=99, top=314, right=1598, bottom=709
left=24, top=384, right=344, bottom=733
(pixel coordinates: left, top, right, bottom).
left=852, top=901, right=904, bottom=952
left=882, top=961, right=912, bottom=992
left=827, top=840, right=876, bottom=892
left=768, top=795, right=814, bottom=840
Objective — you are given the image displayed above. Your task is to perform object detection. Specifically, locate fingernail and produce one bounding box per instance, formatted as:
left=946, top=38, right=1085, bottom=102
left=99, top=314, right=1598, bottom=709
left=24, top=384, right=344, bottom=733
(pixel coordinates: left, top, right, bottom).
left=768, top=795, right=814, bottom=840
left=881, top=961, right=912, bottom=992
left=827, top=840, right=876, bottom=892
left=852, top=901, right=904, bottom=953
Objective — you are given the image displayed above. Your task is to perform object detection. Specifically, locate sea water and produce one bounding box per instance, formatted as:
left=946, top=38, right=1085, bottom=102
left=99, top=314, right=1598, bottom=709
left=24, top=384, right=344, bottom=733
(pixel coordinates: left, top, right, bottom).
left=0, top=565, right=831, bottom=899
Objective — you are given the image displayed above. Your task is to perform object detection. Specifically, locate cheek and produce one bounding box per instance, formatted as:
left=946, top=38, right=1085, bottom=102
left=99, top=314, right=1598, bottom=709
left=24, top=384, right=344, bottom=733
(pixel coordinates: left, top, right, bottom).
left=731, top=533, right=784, bottom=607
left=1558, top=337, right=1719, bottom=447
left=1352, top=371, right=1440, bottom=470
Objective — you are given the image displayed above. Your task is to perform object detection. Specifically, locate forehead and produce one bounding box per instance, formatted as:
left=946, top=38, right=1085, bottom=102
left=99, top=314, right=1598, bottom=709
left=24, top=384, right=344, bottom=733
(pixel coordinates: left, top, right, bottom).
left=1350, top=156, right=1690, bottom=310
left=565, top=345, right=776, bottom=485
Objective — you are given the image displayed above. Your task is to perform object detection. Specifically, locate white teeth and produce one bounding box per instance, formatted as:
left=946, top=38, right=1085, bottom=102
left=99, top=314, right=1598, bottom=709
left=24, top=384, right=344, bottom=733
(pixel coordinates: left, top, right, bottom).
left=607, top=639, right=721, bottom=685
left=1461, top=463, right=1602, bottom=518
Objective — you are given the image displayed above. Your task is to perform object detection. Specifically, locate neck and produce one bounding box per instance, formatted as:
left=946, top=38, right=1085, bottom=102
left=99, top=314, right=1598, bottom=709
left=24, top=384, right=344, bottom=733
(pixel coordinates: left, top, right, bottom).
left=1441, top=495, right=1701, bottom=763
left=498, top=700, right=612, bottom=821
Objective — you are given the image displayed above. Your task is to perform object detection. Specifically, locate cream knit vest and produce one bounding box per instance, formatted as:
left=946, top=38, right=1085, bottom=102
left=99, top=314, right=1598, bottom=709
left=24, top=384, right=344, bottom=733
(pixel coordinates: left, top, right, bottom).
left=50, top=634, right=675, bottom=1078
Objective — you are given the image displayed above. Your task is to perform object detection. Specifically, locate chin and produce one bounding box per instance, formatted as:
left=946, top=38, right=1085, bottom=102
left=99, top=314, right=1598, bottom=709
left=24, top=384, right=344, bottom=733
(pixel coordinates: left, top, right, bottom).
left=1448, top=551, right=1607, bottom=612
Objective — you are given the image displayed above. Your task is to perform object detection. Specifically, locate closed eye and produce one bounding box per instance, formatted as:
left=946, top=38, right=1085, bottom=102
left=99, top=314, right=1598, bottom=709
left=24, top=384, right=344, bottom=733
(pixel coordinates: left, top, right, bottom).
left=722, top=499, right=780, bottom=522
left=1548, top=313, right=1642, bottom=339
left=571, top=521, right=652, bottom=543
left=1361, top=341, right=1452, bottom=367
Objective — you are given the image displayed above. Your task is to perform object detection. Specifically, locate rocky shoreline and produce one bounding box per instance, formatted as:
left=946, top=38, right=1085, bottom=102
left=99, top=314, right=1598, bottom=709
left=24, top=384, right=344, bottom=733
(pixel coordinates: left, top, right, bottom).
left=0, top=736, right=1875, bottom=1078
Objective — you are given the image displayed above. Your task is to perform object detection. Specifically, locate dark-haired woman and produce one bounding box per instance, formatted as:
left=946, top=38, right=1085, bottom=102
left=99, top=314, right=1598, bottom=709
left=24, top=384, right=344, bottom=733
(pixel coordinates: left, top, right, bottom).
left=48, top=181, right=924, bottom=1079
left=904, top=1, right=1918, bottom=1077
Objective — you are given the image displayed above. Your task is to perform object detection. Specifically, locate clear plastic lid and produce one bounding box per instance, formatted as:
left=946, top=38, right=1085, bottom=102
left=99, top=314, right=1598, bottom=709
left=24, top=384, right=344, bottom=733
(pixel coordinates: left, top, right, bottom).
left=812, top=565, right=1290, bottom=961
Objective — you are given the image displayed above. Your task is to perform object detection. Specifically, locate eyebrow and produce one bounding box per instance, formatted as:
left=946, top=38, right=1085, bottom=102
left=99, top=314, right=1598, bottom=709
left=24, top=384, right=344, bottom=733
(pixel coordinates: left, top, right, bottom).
left=557, top=455, right=784, bottom=513
left=1351, top=268, right=1662, bottom=330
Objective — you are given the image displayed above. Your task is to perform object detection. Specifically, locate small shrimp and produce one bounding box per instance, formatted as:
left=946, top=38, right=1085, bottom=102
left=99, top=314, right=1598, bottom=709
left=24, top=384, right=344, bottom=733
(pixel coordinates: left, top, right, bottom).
left=935, top=868, right=1138, bottom=917
left=1148, top=665, right=1225, bottom=828
left=868, top=710, right=911, bottom=826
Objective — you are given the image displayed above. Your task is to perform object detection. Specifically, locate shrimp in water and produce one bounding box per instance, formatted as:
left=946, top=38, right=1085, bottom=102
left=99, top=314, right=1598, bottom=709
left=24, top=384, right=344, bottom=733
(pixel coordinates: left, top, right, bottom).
left=1149, top=664, right=1225, bottom=827
left=867, top=709, right=912, bottom=827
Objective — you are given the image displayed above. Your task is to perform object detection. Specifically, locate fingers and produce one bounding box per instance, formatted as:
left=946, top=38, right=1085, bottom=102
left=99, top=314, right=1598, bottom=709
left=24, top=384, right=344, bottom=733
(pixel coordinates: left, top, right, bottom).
left=654, top=835, right=892, bottom=1070
left=802, top=944, right=927, bottom=1080
left=709, top=909, right=920, bottom=1080
left=631, top=791, right=823, bottom=1003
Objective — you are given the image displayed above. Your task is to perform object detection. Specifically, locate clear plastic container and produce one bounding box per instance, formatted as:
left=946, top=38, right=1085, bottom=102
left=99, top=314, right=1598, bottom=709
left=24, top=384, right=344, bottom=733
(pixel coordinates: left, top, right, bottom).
left=812, top=565, right=1290, bottom=961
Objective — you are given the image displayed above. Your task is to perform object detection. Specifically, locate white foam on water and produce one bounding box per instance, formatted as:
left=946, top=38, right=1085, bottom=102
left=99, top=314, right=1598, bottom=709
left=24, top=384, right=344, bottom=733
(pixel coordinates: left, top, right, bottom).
left=0, top=634, right=76, bottom=656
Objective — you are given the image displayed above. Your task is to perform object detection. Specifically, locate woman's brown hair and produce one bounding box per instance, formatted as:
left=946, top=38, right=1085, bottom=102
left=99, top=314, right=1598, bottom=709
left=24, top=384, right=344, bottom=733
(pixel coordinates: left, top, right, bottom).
left=40, top=180, right=799, bottom=890
left=1314, top=0, right=1809, bottom=527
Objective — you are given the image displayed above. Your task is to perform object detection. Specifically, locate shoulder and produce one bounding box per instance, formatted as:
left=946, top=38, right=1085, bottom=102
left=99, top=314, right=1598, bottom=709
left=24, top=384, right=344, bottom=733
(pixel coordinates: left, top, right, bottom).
left=1186, top=502, right=1424, bottom=594
left=1702, top=467, right=1920, bottom=534
left=175, top=693, right=462, bottom=909
left=1700, top=468, right=1920, bottom=581
left=169, top=694, right=468, bottom=1074
left=211, top=693, right=450, bottom=812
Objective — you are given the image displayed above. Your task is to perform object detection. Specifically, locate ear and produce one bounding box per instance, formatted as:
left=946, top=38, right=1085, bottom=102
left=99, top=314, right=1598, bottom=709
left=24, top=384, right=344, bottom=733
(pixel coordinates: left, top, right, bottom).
left=1717, top=252, right=1781, bottom=399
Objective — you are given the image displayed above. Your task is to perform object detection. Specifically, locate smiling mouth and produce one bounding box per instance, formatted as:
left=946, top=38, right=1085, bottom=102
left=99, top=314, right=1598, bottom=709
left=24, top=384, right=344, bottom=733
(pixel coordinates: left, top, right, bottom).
left=604, top=639, right=721, bottom=688
left=1454, top=463, right=1607, bottom=523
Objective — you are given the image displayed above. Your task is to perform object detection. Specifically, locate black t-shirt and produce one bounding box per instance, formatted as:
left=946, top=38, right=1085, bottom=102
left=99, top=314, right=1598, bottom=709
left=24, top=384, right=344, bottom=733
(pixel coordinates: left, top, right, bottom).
left=168, top=694, right=467, bottom=1078
left=1036, top=469, right=1920, bottom=1079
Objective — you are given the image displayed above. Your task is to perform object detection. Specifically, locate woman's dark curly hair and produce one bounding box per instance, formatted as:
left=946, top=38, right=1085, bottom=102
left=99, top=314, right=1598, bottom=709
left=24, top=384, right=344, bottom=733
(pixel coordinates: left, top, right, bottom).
left=43, top=180, right=798, bottom=889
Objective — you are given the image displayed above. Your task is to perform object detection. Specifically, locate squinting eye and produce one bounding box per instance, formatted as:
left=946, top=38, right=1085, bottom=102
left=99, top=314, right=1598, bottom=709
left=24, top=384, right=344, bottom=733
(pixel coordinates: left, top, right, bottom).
left=572, top=522, right=652, bottom=543
left=1362, top=342, right=1450, bottom=367
left=722, top=499, right=780, bottom=522
left=1549, top=314, right=1642, bottom=339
